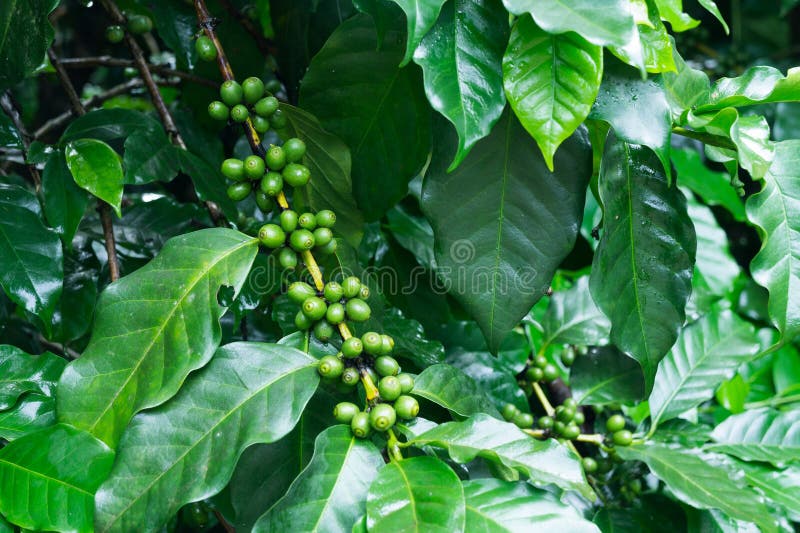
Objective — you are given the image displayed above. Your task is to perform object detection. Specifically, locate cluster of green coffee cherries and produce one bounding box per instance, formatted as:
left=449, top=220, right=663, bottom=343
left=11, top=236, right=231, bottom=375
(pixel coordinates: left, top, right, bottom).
left=502, top=397, right=585, bottom=439
left=256, top=209, right=337, bottom=272
left=208, top=78, right=286, bottom=133
left=104, top=13, right=152, bottom=43
left=285, top=276, right=370, bottom=339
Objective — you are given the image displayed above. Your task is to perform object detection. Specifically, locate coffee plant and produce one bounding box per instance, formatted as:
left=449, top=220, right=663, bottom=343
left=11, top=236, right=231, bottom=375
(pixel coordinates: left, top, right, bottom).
left=0, top=0, right=799, bottom=531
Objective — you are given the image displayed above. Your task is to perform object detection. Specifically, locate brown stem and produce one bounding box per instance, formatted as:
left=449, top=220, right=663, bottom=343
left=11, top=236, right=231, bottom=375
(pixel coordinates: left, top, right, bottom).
left=0, top=93, right=41, bottom=189
left=48, top=48, right=122, bottom=282
left=218, top=0, right=276, bottom=57
left=37, top=334, right=81, bottom=360
left=212, top=509, right=235, bottom=533
left=58, top=56, right=216, bottom=88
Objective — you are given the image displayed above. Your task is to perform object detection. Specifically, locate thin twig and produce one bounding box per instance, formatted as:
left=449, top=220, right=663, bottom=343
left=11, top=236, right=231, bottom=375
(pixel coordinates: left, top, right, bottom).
left=58, top=56, right=216, bottom=88
left=218, top=0, right=276, bottom=57
left=37, top=334, right=81, bottom=359
left=0, top=93, right=42, bottom=189
left=212, top=509, right=235, bottom=533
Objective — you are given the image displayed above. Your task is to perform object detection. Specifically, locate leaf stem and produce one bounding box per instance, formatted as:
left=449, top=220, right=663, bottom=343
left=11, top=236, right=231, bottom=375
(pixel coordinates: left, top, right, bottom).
left=57, top=56, right=216, bottom=88
left=531, top=382, right=555, bottom=417
left=745, top=394, right=800, bottom=409
left=359, top=367, right=380, bottom=401
left=671, top=126, right=737, bottom=151
left=386, top=428, right=403, bottom=462
left=575, top=433, right=605, bottom=445
left=523, top=428, right=547, bottom=439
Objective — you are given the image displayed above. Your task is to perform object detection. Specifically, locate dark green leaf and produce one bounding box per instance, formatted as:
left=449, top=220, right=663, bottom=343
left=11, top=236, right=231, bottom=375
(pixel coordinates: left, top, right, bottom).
left=421, top=111, right=591, bottom=352
left=592, top=495, right=686, bottom=533
left=571, top=345, right=645, bottom=406
left=60, top=109, right=162, bottom=145
left=708, top=408, right=800, bottom=466
left=150, top=1, right=198, bottom=70
left=445, top=348, right=529, bottom=412
left=64, top=138, right=124, bottom=216
left=414, top=0, right=508, bottom=169
left=123, top=128, right=180, bottom=185
left=0, top=111, right=22, bottom=150
left=366, top=456, right=465, bottom=532
left=413, top=363, right=502, bottom=418
left=590, top=138, right=696, bottom=391
left=734, top=460, right=800, bottom=522
left=383, top=307, right=445, bottom=368
left=0, top=0, right=58, bottom=88
left=540, top=277, right=610, bottom=350
left=391, top=0, right=448, bottom=65
left=0, top=345, right=64, bottom=409
left=57, top=228, right=259, bottom=448
left=41, top=152, right=89, bottom=245
left=504, top=15, right=602, bottom=170
left=178, top=150, right=239, bottom=221
left=672, top=148, right=746, bottom=221
left=385, top=204, right=436, bottom=269
left=0, top=393, right=55, bottom=441
left=657, top=49, right=711, bottom=119
left=252, top=425, right=384, bottom=533
left=0, top=424, right=114, bottom=533
left=300, top=13, right=432, bottom=220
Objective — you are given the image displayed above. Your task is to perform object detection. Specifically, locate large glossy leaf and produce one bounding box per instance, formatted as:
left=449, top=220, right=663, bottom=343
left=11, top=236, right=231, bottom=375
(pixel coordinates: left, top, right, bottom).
left=503, top=15, right=602, bottom=171
left=64, top=139, right=124, bottom=217
left=282, top=105, right=363, bottom=246
left=252, top=425, right=384, bottom=533
left=708, top=408, right=800, bottom=465
left=414, top=0, right=508, bottom=169
left=571, top=345, right=645, bottom=406
left=735, top=460, right=800, bottom=521
left=0, top=424, right=115, bottom=533
left=463, top=478, right=599, bottom=532
left=695, top=66, right=800, bottom=113
left=0, top=0, right=58, bottom=88
left=41, top=152, right=89, bottom=246
left=0, top=393, right=55, bottom=441
left=57, top=228, right=259, bottom=448
left=0, top=185, right=63, bottom=331
left=60, top=109, right=162, bottom=146
left=390, top=0, right=448, bottom=65
left=657, top=49, right=711, bottom=119
left=408, top=414, right=594, bottom=499
left=446, top=348, right=529, bottom=412
left=412, top=363, right=501, bottom=418
left=590, top=139, right=696, bottom=391
left=177, top=150, right=239, bottom=221
left=502, top=0, right=635, bottom=48
left=0, top=345, right=64, bottom=410
left=649, top=309, right=759, bottom=427
left=300, top=13, right=431, bottom=221
left=671, top=148, right=746, bottom=221
left=95, top=343, right=318, bottom=532
left=616, top=444, right=777, bottom=533
left=540, top=277, right=610, bottom=350
left=382, top=307, right=445, bottom=368
left=366, top=456, right=465, bottom=532
left=150, top=0, right=198, bottom=70
left=746, top=141, right=800, bottom=342
left=122, top=128, right=180, bottom=186
left=421, top=111, right=591, bottom=352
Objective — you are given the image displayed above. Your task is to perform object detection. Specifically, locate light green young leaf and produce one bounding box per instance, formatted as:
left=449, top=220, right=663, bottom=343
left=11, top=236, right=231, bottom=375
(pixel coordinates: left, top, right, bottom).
left=672, top=147, right=746, bottom=221
left=653, top=0, right=699, bottom=32
left=708, top=408, right=800, bottom=466
left=64, top=138, right=124, bottom=216
left=611, top=0, right=676, bottom=74
left=389, top=0, right=448, bottom=65
left=695, top=66, right=800, bottom=113
left=687, top=197, right=741, bottom=296
left=0, top=393, right=55, bottom=441
left=697, top=0, right=729, bottom=33
left=0, top=346, right=64, bottom=410
left=658, top=48, right=711, bottom=120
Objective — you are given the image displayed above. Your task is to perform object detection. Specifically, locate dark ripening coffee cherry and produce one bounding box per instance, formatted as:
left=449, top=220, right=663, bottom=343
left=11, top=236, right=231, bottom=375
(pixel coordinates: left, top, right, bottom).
left=252, top=115, right=270, bottom=134
left=612, top=430, right=633, bottom=446
left=302, top=296, right=327, bottom=321
left=316, top=239, right=338, bottom=255
left=221, top=158, right=245, bottom=181
left=380, top=335, right=394, bottom=355
left=341, top=367, right=360, bottom=386
left=397, top=373, right=414, bottom=394
left=378, top=376, right=402, bottom=401
left=260, top=172, right=283, bottom=196
left=287, top=281, right=315, bottom=304
left=230, top=104, right=249, bottom=123
left=606, top=414, right=626, bottom=433
left=106, top=25, right=125, bottom=43
left=289, top=229, right=315, bottom=251
left=220, top=80, right=243, bottom=106
left=374, top=356, right=400, bottom=377
left=316, top=210, right=336, bottom=228
left=361, top=332, right=382, bottom=355
left=313, top=320, right=334, bottom=342
left=226, top=182, right=251, bottom=201
left=582, top=457, right=598, bottom=474
left=265, top=145, right=286, bottom=170
left=394, top=395, right=419, bottom=420
left=270, top=108, right=287, bottom=129
left=326, top=303, right=345, bottom=324
left=280, top=209, right=298, bottom=232
left=346, top=298, right=371, bottom=322
left=513, top=412, right=534, bottom=429
left=342, top=277, right=362, bottom=299
left=207, top=101, right=229, bottom=121
left=342, top=337, right=363, bottom=358
left=333, top=402, right=359, bottom=424
left=542, top=364, right=559, bottom=382
left=351, top=411, right=371, bottom=438
left=242, top=77, right=265, bottom=105
left=298, top=212, right=316, bottom=230
left=501, top=403, right=519, bottom=421
left=323, top=281, right=344, bottom=303
left=254, top=96, right=279, bottom=117
left=294, top=310, right=312, bottom=330
left=537, top=416, right=554, bottom=429
left=258, top=224, right=285, bottom=248
left=195, top=36, right=217, bottom=61
left=526, top=367, right=544, bottom=382
left=283, top=138, right=307, bottom=162
left=244, top=155, right=265, bottom=179
left=127, top=14, right=152, bottom=34
left=318, top=355, right=343, bottom=379
left=278, top=247, right=298, bottom=270
left=283, top=164, right=311, bottom=188
left=255, top=191, right=274, bottom=213
left=369, top=404, right=396, bottom=432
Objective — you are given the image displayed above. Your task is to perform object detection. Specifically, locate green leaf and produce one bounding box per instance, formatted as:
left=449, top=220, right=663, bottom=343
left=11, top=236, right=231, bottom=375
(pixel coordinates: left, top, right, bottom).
left=697, top=0, right=728, bottom=33
left=708, top=408, right=800, bottom=466
left=252, top=425, right=384, bottom=533
left=41, top=152, right=89, bottom=245
left=541, top=277, right=610, bottom=350
left=64, top=138, right=124, bottom=216
left=592, top=495, right=687, bottom=533
left=390, top=0, right=448, bottom=65
left=0, top=424, right=115, bottom=533
left=421, top=111, right=591, bottom=352
left=734, top=460, right=800, bottom=522
left=281, top=104, right=364, bottom=247
left=383, top=307, right=445, bottom=367
left=571, top=345, right=645, bottom=406
left=0, top=0, right=58, bottom=88
left=610, top=0, right=676, bottom=75
left=60, top=108, right=162, bottom=145
left=414, top=0, right=508, bottom=169
left=413, top=363, right=501, bottom=418
left=590, top=139, right=696, bottom=391
left=57, top=228, right=259, bottom=448
left=715, top=374, right=749, bottom=414
left=772, top=343, right=800, bottom=395
left=408, top=413, right=594, bottom=499
left=695, top=66, right=800, bottom=113
left=657, top=49, right=711, bottom=119
left=0, top=345, right=64, bottom=410
left=300, top=13, right=431, bottom=220
left=385, top=204, right=436, bottom=269
left=122, top=128, right=180, bottom=185
left=615, top=444, right=777, bottom=533
left=687, top=196, right=741, bottom=297
left=95, top=342, right=319, bottom=532
left=503, top=15, right=602, bottom=171
left=445, top=348, right=530, bottom=412
left=464, top=478, right=599, bottom=532
left=178, top=150, right=239, bottom=222
left=0, top=184, right=63, bottom=330
left=746, top=141, right=800, bottom=342
left=0, top=110, right=22, bottom=150
left=366, top=456, right=465, bottom=532
left=653, top=0, right=699, bottom=31
left=0, top=393, right=55, bottom=441
left=649, top=309, right=760, bottom=427
left=502, top=0, right=635, bottom=48
left=671, top=148, right=746, bottom=221
left=150, top=0, right=198, bottom=70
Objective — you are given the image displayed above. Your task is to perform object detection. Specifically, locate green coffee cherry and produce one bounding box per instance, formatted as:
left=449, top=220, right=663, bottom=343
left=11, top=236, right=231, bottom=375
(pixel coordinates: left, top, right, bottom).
left=127, top=14, right=152, bottom=34
left=525, top=367, right=544, bottom=382
left=369, top=404, right=396, bottom=432
left=563, top=398, right=578, bottom=410
left=323, top=281, right=344, bottom=302
left=561, top=423, right=580, bottom=440
left=351, top=412, right=371, bottom=438
left=553, top=421, right=566, bottom=435
left=252, top=115, right=270, bottom=133
left=195, top=35, right=217, bottom=61
left=374, top=356, right=400, bottom=377
left=378, top=376, right=402, bottom=401
left=260, top=172, right=283, bottom=196
left=221, top=158, right=245, bottom=181
left=533, top=355, right=548, bottom=368
left=342, top=337, right=363, bottom=358
left=582, top=457, right=598, bottom=474
left=106, top=25, right=124, bottom=43
left=266, top=79, right=282, bottom=93
left=612, top=430, right=633, bottom=446
left=316, top=210, right=336, bottom=228
left=502, top=403, right=519, bottom=421
left=542, top=364, right=559, bottom=382
left=513, top=412, right=534, bottom=429
left=294, top=311, right=312, bottom=330
left=283, top=138, right=306, bottom=162
left=606, top=415, right=626, bottom=433
left=207, top=101, right=229, bottom=121
left=326, top=302, right=345, bottom=324
left=265, top=145, right=286, bottom=170
left=289, top=229, right=315, bottom=251
left=318, top=355, right=343, bottom=379
left=346, top=298, right=371, bottom=322
left=283, top=163, right=311, bottom=187
left=298, top=212, right=317, bottom=230
left=397, top=373, right=414, bottom=394
left=628, top=479, right=642, bottom=495
left=341, top=367, right=360, bottom=386
left=230, top=104, right=249, bottom=123
left=242, top=77, right=265, bottom=104
left=287, top=281, right=316, bottom=304
left=220, top=80, right=243, bottom=106
left=258, top=224, right=285, bottom=248
left=313, top=320, right=334, bottom=342
left=361, top=332, right=382, bottom=355
left=333, top=402, right=359, bottom=423
left=279, top=209, right=298, bottom=232
left=255, top=191, right=274, bottom=212
left=278, top=247, right=298, bottom=270
left=226, top=182, right=251, bottom=201
left=556, top=405, right=575, bottom=423
left=316, top=239, right=338, bottom=255
left=394, top=395, right=419, bottom=420
left=302, top=296, right=327, bottom=321
left=341, top=277, right=361, bottom=298
left=254, top=96, right=279, bottom=117
left=537, top=415, right=554, bottom=429
left=124, top=66, right=138, bottom=78
left=561, top=347, right=576, bottom=366
left=573, top=411, right=585, bottom=426
left=270, top=108, right=287, bottom=128
left=243, top=155, right=265, bottom=179
left=359, top=286, right=370, bottom=300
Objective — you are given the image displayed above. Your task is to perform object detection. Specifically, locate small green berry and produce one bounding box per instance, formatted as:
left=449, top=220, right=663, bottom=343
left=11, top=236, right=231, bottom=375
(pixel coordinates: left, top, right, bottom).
left=513, top=412, right=534, bottom=429
left=561, top=347, right=576, bottom=366
left=266, top=79, right=282, bottom=93
left=612, top=430, right=633, bottom=447
left=221, top=158, right=245, bottom=181
left=553, top=421, right=566, bottom=435
left=501, top=403, right=519, bottom=421
left=279, top=210, right=298, bottom=232
left=351, top=412, right=371, bottom=438
left=298, top=212, right=317, bottom=230
left=525, top=367, right=544, bottom=382
left=195, top=36, right=217, bottom=61
left=542, top=364, right=559, bottom=382
left=316, top=210, right=336, bottom=228
left=265, top=145, right=286, bottom=170
left=359, top=285, right=370, bottom=300
left=556, top=405, right=575, bottom=423
left=606, top=415, right=626, bottom=433
left=313, top=320, right=335, bottom=342
left=316, top=239, right=338, bottom=255
left=573, top=411, right=585, bottom=426
left=283, top=163, right=311, bottom=187
left=394, top=395, right=419, bottom=420
left=341, top=367, right=360, bottom=386
left=582, top=457, right=598, bottom=474
left=230, top=104, right=249, bottom=123
left=220, top=80, right=243, bottom=106
left=283, top=138, right=307, bottom=162
left=318, top=355, right=343, bottom=379
left=563, top=398, right=578, bottom=410
left=254, top=96, right=279, bottom=117
left=226, top=182, right=251, bottom=201
left=342, top=337, right=363, bottom=358
left=333, top=402, right=359, bottom=423
left=374, top=356, right=400, bottom=377
left=628, top=479, right=642, bottom=494
left=302, top=296, right=327, bottom=321
left=258, top=224, right=285, bottom=248
left=127, top=14, right=152, bottom=34
left=533, top=355, right=548, bottom=368
left=255, top=191, right=274, bottom=213
left=294, top=310, right=312, bottom=330
left=561, top=423, right=580, bottom=440
left=537, top=415, right=554, bottom=429
left=252, top=115, right=270, bottom=133
left=207, top=101, right=229, bottom=121
left=380, top=335, right=394, bottom=355
left=346, top=298, right=371, bottom=322
left=369, top=403, right=396, bottom=432
left=244, top=155, right=265, bottom=179
left=361, top=332, right=382, bottom=355
left=342, top=276, right=362, bottom=299
left=270, top=108, right=287, bottom=128
left=278, top=247, right=297, bottom=269
left=287, top=281, right=315, bottom=304
left=326, top=303, right=345, bottom=324
left=397, top=373, right=414, bottom=394
left=106, top=25, right=124, bottom=43
left=289, top=229, right=315, bottom=251
left=378, top=376, right=402, bottom=401
left=323, top=282, right=344, bottom=302
left=242, top=77, right=265, bottom=104
left=260, top=172, right=283, bottom=196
